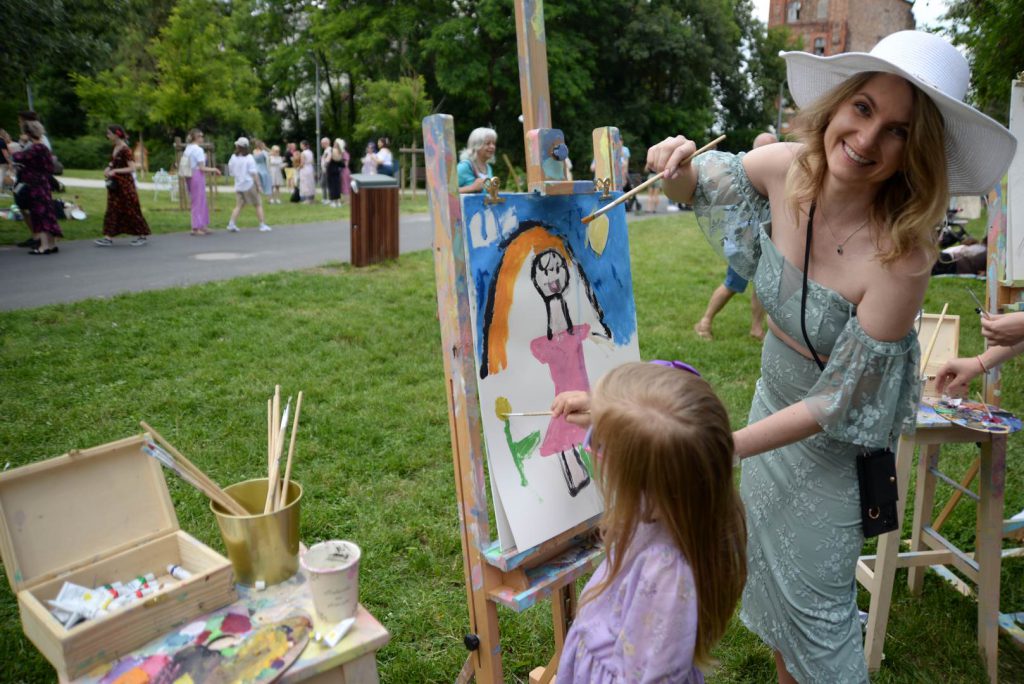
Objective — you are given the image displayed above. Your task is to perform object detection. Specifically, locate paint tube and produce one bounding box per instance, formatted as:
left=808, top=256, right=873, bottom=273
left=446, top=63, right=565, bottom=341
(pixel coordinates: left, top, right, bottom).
left=167, top=564, right=193, bottom=580
left=317, top=617, right=356, bottom=648
left=125, top=573, right=158, bottom=593
left=102, top=585, right=156, bottom=615
left=50, top=583, right=106, bottom=622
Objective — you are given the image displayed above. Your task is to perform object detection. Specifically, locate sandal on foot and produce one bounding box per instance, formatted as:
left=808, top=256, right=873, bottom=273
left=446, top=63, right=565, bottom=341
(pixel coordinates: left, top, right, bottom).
left=28, top=247, right=58, bottom=255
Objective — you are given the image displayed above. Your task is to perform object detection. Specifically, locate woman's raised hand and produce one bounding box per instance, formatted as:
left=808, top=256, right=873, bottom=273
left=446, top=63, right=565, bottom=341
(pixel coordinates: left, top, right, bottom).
left=981, top=312, right=1024, bottom=348
left=645, top=136, right=697, bottom=180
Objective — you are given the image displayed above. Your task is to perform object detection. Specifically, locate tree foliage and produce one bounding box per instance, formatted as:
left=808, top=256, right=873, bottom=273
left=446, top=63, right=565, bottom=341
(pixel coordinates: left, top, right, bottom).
left=147, top=0, right=264, bottom=134
left=354, top=76, right=435, bottom=147
left=34, top=0, right=804, bottom=164
left=945, top=0, right=1024, bottom=124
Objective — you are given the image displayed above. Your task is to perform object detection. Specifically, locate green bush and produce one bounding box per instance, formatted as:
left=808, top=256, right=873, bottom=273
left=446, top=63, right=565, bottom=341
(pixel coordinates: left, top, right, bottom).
left=50, top=135, right=110, bottom=169
left=144, top=137, right=176, bottom=172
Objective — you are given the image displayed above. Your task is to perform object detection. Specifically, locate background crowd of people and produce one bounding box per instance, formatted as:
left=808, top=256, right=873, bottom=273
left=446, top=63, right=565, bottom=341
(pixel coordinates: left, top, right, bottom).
left=2, top=121, right=401, bottom=252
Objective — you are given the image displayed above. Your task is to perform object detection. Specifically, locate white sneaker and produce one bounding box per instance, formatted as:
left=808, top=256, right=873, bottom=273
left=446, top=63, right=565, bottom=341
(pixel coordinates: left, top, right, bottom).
left=227, top=224, right=240, bottom=232
left=130, top=236, right=148, bottom=246
left=259, top=224, right=272, bottom=232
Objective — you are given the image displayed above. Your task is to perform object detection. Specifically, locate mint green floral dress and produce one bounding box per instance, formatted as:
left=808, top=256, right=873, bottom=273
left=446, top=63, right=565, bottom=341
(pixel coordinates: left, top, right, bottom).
left=692, top=152, right=920, bottom=683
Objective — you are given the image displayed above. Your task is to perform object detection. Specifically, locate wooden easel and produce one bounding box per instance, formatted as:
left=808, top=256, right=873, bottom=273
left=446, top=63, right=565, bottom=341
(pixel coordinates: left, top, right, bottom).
left=931, top=79, right=1024, bottom=582
left=421, top=2, right=628, bottom=681
left=858, top=81, right=1024, bottom=680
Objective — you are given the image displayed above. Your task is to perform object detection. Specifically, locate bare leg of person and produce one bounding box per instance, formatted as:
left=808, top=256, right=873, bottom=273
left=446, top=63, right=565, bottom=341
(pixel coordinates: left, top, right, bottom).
left=695, top=284, right=736, bottom=340
left=774, top=652, right=798, bottom=684
left=750, top=291, right=766, bottom=340
left=229, top=195, right=244, bottom=226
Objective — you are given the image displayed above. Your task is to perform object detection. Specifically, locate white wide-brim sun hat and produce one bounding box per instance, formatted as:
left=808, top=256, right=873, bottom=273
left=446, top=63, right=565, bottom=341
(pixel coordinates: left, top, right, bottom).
left=782, top=30, right=1017, bottom=195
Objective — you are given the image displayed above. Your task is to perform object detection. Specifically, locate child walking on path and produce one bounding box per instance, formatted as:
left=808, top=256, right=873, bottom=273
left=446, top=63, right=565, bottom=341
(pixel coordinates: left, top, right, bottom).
left=551, top=361, right=746, bottom=683
left=226, top=137, right=271, bottom=232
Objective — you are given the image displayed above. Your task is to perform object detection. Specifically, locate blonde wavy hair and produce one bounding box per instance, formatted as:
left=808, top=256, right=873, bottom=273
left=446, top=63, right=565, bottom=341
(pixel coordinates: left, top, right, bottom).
left=786, top=72, right=947, bottom=265
left=584, top=362, right=747, bottom=670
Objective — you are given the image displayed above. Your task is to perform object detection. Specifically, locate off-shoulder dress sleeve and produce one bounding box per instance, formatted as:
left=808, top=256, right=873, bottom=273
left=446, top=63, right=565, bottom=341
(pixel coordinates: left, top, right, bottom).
left=804, top=316, right=921, bottom=448
left=691, top=151, right=771, bottom=280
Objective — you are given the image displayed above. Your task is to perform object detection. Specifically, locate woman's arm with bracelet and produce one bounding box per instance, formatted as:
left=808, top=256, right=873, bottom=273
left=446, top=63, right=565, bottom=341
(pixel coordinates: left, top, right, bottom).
left=935, top=338, right=1024, bottom=395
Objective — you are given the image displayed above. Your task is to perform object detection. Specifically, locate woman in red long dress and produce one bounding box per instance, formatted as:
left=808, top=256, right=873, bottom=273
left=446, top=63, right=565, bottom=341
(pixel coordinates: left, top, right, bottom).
left=14, top=121, right=61, bottom=255
left=96, top=124, right=151, bottom=247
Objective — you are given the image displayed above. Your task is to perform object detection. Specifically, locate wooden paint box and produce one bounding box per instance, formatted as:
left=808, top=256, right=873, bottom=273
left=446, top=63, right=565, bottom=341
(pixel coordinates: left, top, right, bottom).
left=0, top=434, right=237, bottom=680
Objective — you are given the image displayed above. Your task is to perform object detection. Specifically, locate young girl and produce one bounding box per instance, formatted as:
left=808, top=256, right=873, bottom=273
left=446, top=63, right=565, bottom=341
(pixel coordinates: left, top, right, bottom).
left=552, top=361, right=746, bottom=682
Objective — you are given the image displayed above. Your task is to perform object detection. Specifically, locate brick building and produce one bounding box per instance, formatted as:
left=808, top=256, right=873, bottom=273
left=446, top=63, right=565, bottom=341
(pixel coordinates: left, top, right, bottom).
left=767, top=0, right=915, bottom=55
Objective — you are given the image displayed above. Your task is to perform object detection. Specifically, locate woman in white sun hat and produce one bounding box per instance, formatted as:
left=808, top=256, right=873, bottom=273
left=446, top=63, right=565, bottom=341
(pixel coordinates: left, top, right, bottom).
left=645, top=30, right=1016, bottom=683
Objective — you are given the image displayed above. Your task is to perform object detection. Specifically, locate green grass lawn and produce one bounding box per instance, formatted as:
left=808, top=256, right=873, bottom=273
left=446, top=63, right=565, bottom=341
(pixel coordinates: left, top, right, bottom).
left=0, top=173, right=430, bottom=244
left=1, top=212, right=1022, bottom=681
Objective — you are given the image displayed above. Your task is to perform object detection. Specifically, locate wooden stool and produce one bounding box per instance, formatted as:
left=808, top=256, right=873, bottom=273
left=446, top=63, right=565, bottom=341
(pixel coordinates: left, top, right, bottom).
left=857, top=412, right=1007, bottom=683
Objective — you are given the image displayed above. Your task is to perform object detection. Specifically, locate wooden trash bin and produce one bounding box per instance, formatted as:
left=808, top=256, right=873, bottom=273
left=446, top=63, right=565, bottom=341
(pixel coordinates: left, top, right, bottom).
left=350, top=173, right=399, bottom=266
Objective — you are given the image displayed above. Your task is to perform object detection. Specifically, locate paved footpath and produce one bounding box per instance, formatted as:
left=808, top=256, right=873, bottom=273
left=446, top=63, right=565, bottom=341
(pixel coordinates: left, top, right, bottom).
left=1, top=191, right=664, bottom=311
left=0, top=214, right=434, bottom=312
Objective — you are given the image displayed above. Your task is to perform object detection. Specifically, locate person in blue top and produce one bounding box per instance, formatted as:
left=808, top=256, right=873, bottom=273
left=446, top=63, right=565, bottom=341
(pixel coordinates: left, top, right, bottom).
left=456, top=127, right=497, bottom=193
left=643, top=31, right=1016, bottom=683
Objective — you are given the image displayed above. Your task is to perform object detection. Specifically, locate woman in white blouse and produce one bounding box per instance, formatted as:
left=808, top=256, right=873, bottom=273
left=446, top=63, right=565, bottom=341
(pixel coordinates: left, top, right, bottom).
left=182, top=129, right=221, bottom=235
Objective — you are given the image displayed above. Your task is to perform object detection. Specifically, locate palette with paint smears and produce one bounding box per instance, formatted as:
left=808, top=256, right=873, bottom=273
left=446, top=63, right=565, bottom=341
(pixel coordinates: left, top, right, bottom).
left=924, top=397, right=1023, bottom=434
left=99, top=613, right=311, bottom=684
left=0, top=435, right=237, bottom=680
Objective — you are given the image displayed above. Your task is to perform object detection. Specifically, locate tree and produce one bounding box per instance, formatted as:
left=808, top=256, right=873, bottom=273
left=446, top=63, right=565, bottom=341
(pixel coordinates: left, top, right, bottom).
left=355, top=75, right=435, bottom=147
left=718, top=2, right=798, bottom=151
left=0, top=0, right=66, bottom=109
left=146, top=0, right=264, bottom=134
left=421, top=0, right=765, bottom=165
left=73, top=65, right=151, bottom=134
left=945, top=0, right=1024, bottom=124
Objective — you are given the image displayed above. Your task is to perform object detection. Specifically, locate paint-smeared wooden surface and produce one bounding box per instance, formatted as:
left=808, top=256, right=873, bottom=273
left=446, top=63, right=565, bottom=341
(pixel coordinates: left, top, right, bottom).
left=591, top=127, right=624, bottom=190
left=76, top=571, right=389, bottom=683
left=488, top=540, right=602, bottom=613
left=423, top=112, right=504, bottom=683
left=423, top=114, right=491, bottom=555
left=515, top=0, right=552, bottom=140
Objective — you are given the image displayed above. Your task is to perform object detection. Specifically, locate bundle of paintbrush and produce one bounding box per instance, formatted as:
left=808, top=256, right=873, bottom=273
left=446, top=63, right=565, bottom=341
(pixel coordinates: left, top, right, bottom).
left=266, top=385, right=304, bottom=513
left=140, top=421, right=248, bottom=515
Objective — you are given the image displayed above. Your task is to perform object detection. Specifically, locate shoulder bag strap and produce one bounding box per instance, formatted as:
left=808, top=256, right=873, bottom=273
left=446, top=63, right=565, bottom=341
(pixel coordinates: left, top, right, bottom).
left=800, top=201, right=827, bottom=372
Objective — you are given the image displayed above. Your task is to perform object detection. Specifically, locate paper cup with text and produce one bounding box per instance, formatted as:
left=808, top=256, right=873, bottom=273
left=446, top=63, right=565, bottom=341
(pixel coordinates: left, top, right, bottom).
left=301, top=540, right=361, bottom=624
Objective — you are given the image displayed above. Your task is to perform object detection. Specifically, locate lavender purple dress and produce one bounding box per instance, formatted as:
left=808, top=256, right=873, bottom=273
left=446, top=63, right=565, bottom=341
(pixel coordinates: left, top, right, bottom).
left=184, top=144, right=209, bottom=232
left=557, top=521, right=704, bottom=683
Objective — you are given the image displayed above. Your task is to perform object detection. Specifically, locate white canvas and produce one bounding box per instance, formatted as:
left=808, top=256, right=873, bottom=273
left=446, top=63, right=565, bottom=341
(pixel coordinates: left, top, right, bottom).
left=461, top=193, right=639, bottom=552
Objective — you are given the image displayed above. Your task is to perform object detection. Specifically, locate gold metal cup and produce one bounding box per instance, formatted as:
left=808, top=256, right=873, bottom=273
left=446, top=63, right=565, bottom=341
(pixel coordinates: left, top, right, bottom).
left=211, top=478, right=302, bottom=586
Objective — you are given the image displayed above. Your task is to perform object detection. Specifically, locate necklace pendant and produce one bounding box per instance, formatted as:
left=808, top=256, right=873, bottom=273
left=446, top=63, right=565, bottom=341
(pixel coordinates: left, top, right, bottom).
left=837, top=246, right=844, bottom=255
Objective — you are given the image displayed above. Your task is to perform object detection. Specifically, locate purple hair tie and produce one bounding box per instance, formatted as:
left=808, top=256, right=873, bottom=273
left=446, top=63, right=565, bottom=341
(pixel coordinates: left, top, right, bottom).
left=650, top=359, right=701, bottom=377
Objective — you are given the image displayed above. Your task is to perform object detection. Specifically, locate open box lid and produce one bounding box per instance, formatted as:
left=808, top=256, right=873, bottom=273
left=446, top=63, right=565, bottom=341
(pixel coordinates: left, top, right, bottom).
left=0, top=434, right=178, bottom=593
left=920, top=313, right=961, bottom=398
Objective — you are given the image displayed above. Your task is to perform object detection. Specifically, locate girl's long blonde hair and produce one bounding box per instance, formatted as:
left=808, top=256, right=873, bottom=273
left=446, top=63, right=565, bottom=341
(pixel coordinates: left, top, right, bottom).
left=585, top=362, right=746, bottom=670
left=786, top=72, right=948, bottom=265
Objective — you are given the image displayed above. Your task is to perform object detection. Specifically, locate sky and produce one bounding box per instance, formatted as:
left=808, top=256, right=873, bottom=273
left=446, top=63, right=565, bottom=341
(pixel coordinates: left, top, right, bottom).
left=752, top=0, right=952, bottom=30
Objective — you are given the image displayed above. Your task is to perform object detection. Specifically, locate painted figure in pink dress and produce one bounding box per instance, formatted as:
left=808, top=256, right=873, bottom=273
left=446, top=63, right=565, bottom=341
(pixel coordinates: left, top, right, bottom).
left=529, top=248, right=594, bottom=496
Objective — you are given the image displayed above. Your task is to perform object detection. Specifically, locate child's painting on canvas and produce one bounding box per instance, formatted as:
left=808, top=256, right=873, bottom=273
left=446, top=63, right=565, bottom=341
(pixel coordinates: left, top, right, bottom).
left=462, top=192, right=639, bottom=551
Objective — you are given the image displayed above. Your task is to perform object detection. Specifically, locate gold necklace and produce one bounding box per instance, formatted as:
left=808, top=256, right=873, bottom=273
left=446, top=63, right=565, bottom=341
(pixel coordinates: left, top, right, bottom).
left=819, top=206, right=871, bottom=255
